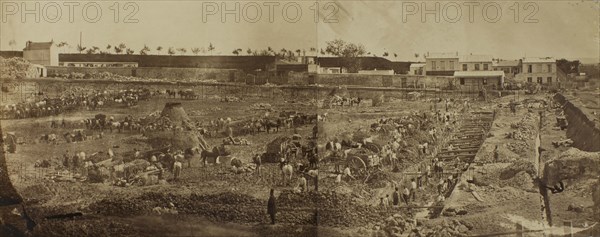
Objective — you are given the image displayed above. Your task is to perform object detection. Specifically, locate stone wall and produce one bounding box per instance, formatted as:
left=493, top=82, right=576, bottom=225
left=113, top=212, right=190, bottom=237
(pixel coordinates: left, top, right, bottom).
left=46, top=66, right=243, bottom=82
left=554, top=93, right=600, bottom=151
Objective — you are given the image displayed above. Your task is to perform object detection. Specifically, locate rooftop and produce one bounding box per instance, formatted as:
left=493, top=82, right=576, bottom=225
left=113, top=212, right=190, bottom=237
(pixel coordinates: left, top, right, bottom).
left=410, top=63, right=426, bottom=67
left=24, top=41, right=53, bottom=50
left=523, top=57, right=555, bottom=63
left=493, top=60, right=520, bottom=67
left=426, top=52, right=459, bottom=59
left=459, top=54, right=493, bottom=63
left=454, top=71, right=505, bottom=77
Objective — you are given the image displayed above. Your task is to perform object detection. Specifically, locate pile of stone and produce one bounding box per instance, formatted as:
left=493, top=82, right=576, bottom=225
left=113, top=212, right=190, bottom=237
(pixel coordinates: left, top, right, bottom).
left=250, top=103, right=272, bottom=110
left=379, top=213, right=414, bottom=237
left=408, top=219, right=472, bottom=237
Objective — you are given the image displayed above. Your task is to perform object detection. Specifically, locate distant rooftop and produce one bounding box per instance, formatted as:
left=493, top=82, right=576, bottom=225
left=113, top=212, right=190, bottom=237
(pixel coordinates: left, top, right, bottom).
left=410, top=63, right=426, bottom=67
left=426, top=52, right=459, bottom=59
left=459, top=54, right=493, bottom=63
left=493, top=60, right=520, bottom=67
left=523, top=57, right=555, bottom=63
left=23, top=41, right=53, bottom=50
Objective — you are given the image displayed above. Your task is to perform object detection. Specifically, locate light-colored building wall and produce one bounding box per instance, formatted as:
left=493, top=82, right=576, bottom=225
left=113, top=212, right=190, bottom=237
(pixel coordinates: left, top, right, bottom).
left=518, top=62, right=557, bottom=84
left=425, top=58, right=459, bottom=71
left=460, top=61, right=493, bottom=71
left=23, top=47, right=58, bottom=66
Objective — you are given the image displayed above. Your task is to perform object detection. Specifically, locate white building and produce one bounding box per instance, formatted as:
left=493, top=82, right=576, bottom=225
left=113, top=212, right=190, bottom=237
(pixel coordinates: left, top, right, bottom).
left=23, top=41, right=58, bottom=66
left=518, top=57, right=557, bottom=84
left=409, top=63, right=425, bottom=75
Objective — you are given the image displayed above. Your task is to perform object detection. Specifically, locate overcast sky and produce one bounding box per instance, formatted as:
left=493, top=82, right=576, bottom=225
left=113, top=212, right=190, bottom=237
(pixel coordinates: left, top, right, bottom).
left=1, top=0, right=598, bottom=62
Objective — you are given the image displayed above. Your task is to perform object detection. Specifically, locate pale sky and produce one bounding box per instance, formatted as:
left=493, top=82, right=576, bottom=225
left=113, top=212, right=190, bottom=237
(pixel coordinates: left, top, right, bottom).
left=1, top=0, right=598, bottom=62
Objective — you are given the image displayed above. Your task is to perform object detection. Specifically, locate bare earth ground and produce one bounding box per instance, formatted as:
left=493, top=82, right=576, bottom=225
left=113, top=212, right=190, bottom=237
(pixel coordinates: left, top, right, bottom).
left=3, top=88, right=599, bottom=236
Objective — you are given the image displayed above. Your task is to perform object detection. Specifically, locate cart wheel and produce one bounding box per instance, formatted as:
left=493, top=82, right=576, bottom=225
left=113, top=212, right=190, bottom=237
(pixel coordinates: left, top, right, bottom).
left=364, top=143, right=380, bottom=153
left=347, top=156, right=367, bottom=176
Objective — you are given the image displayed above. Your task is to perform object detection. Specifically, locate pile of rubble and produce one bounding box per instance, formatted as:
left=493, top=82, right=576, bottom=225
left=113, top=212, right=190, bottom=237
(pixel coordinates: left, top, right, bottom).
left=507, top=113, right=537, bottom=141
left=220, top=96, right=241, bottom=102
left=277, top=190, right=386, bottom=227
left=378, top=213, right=414, bottom=237
left=408, top=219, right=472, bottom=237
left=250, top=103, right=272, bottom=110
left=505, top=141, right=530, bottom=156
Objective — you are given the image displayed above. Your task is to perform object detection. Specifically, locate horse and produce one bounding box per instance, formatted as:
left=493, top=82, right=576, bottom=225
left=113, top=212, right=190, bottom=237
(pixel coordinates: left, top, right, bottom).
left=281, top=163, right=293, bottom=185
left=325, top=141, right=342, bottom=151
left=263, top=118, right=282, bottom=133
left=200, top=146, right=227, bottom=166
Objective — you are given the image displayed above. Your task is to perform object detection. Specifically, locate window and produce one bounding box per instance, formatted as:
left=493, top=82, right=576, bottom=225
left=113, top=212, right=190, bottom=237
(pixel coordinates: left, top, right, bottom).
left=547, top=77, right=552, bottom=84
left=462, top=64, right=467, bottom=71
left=482, top=79, right=488, bottom=85
left=483, top=64, right=489, bottom=70
left=475, top=64, right=480, bottom=71
left=449, top=61, right=454, bottom=70
left=440, top=61, right=446, bottom=70
left=537, top=77, right=543, bottom=84
left=460, top=78, right=465, bottom=85
left=528, top=65, right=532, bottom=73
left=537, top=64, right=542, bottom=73
left=432, top=61, right=436, bottom=70
left=547, top=64, right=552, bottom=72
left=527, top=77, right=532, bottom=83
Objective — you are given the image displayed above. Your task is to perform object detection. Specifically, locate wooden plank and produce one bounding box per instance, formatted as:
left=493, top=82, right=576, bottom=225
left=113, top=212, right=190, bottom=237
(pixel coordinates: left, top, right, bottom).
left=472, top=191, right=484, bottom=202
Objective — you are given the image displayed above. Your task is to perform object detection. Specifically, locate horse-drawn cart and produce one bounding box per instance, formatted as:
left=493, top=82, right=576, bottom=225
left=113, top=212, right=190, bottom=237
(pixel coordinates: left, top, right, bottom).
left=344, top=148, right=381, bottom=178
left=262, top=136, right=302, bottom=163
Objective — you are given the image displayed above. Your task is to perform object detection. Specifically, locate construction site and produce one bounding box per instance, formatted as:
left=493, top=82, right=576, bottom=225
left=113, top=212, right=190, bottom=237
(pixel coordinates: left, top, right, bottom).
left=0, top=74, right=598, bottom=237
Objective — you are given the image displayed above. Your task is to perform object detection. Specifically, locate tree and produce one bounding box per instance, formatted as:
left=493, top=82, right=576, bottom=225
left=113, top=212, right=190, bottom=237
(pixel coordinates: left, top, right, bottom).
left=140, top=45, right=150, bottom=55
left=156, top=46, right=163, bottom=55
left=320, top=49, right=325, bottom=55
left=191, top=47, right=201, bottom=55
left=295, top=49, right=302, bottom=55
left=556, top=58, right=580, bottom=74
left=106, top=44, right=111, bottom=50
left=232, top=49, right=239, bottom=56
left=383, top=52, right=389, bottom=57
left=414, top=53, right=420, bottom=60
left=309, top=47, right=317, bottom=52
left=114, top=46, right=123, bottom=54
left=177, top=48, right=187, bottom=55
left=208, top=43, right=215, bottom=55
left=126, top=48, right=134, bottom=55
left=324, top=39, right=366, bottom=57
left=167, top=47, right=176, bottom=56
left=394, top=53, right=398, bottom=58
left=246, top=48, right=253, bottom=55
left=9, top=40, right=16, bottom=50
left=56, top=42, right=69, bottom=53
left=77, top=44, right=86, bottom=54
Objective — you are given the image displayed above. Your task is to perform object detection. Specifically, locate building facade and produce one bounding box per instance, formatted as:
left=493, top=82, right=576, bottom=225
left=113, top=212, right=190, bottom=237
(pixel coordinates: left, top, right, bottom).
left=23, top=41, right=58, bottom=66
left=425, top=52, right=459, bottom=76
left=455, top=55, right=504, bottom=89
left=493, top=60, right=521, bottom=80
left=409, top=63, right=425, bottom=75
left=518, top=57, right=557, bottom=84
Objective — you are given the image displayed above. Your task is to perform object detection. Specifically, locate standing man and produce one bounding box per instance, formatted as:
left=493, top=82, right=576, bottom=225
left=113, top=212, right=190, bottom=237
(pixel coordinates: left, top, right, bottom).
left=410, top=178, right=418, bottom=201
left=392, top=188, right=400, bottom=207
left=267, top=189, right=277, bottom=225
left=253, top=153, right=262, bottom=180
left=402, top=186, right=410, bottom=205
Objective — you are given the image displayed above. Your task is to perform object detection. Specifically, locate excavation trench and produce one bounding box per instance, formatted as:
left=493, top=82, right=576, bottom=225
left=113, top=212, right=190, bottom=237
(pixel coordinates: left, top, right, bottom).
left=409, top=111, right=495, bottom=219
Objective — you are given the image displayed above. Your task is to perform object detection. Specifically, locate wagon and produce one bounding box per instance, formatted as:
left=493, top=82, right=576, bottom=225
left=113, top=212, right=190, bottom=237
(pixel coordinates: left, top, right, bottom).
left=343, top=148, right=381, bottom=178
left=262, top=136, right=302, bottom=163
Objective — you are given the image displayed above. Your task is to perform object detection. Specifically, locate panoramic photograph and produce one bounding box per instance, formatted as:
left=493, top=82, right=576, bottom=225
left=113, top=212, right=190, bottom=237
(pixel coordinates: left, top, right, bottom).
left=0, top=0, right=599, bottom=236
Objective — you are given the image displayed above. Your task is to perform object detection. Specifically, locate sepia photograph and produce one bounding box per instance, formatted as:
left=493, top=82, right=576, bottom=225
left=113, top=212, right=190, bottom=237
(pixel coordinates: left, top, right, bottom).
left=0, top=0, right=599, bottom=236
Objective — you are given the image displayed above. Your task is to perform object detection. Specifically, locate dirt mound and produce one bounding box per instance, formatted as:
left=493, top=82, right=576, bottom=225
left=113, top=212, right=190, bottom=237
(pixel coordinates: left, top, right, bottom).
left=146, top=131, right=200, bottom=150
left=500, top=160, right=536, bottom=180
left=160, top=102, right=193, bottom=127
left=277, top=190, right=386, bottom=227
left=543, top=148, right=600, bottom=185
